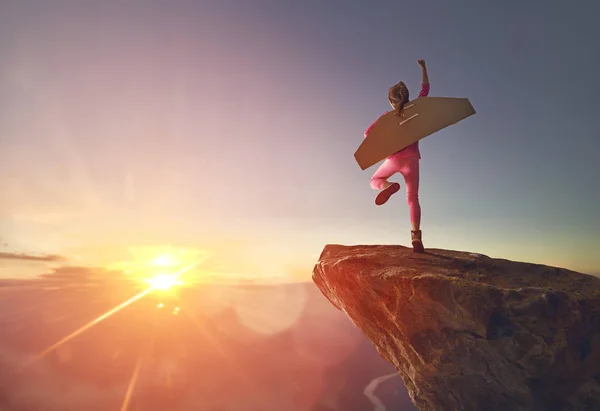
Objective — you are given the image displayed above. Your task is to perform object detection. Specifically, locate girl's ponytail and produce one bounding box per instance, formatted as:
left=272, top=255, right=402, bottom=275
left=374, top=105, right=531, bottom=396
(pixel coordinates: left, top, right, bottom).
left=388, top=81, right=410, bottom=119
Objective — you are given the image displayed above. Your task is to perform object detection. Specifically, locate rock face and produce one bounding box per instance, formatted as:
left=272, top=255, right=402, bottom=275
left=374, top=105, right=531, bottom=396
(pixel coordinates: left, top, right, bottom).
left=312, top=245, right=600, bottom=411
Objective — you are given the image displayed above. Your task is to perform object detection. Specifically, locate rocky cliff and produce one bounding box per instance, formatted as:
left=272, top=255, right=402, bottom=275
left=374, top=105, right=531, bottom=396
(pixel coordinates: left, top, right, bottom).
left=312, top=245, right=600, bottom=411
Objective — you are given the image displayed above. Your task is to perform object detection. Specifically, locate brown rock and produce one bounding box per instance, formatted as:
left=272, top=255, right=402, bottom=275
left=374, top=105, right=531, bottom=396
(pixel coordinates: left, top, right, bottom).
left=312, top=244, right=600, bottom=411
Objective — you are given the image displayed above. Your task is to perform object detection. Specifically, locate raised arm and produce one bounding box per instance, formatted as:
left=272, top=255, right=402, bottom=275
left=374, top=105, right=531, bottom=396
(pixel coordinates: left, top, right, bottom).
left=417, top=59, right=430, bottom=97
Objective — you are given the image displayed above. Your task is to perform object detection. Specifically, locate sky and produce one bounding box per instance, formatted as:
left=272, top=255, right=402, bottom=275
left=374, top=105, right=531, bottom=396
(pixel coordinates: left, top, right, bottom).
left=0, top=0, right=599, bottom=279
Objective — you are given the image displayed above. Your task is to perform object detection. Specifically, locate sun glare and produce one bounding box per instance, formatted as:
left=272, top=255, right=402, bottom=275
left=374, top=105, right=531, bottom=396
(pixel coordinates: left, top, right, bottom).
left=146, top=274, right=183, bottom=291
left=105, top=246, right=213, bottom=288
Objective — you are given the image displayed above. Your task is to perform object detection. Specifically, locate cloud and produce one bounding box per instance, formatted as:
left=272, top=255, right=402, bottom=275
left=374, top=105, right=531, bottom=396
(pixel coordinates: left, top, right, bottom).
left=0, top=252, right=65, bottom=262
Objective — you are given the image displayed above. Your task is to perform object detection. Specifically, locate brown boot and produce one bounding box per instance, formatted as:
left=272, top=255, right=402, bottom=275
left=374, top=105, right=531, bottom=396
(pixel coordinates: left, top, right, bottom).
left=411, top=230, right=425, bottom=253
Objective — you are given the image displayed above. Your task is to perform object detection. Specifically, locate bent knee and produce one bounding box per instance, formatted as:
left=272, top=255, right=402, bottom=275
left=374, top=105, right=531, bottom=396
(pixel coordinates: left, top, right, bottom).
left=370, top=177, right=384, bottom=190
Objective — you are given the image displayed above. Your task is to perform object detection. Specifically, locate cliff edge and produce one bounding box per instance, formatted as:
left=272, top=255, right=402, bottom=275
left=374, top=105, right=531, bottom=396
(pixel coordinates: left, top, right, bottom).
left=312, top=245, right=600, bottom=411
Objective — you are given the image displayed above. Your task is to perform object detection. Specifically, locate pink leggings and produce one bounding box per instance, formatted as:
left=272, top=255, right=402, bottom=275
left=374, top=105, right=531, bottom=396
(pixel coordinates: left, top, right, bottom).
left=370, top=157, right=421, bottom=224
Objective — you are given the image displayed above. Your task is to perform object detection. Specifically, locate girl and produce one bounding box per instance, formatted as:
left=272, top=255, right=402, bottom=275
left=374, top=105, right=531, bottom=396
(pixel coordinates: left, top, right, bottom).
left=364, top=59, right=429, bottom=253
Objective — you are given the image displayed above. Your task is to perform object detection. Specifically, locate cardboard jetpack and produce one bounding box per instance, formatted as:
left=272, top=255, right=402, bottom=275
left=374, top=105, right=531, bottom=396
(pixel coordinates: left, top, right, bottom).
left=354, top=96, right=476, bottom=170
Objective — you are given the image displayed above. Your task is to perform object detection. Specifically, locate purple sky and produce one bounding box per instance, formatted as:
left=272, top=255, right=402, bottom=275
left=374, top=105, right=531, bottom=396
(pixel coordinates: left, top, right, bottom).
left=1, top=1, right=599, bottom=278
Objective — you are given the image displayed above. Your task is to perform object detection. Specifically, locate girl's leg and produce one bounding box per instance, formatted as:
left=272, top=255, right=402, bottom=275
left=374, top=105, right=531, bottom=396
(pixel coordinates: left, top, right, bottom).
left=398, top=158, right=421, bottom=228
left=370, top=159, right=396, bottom=190
left=370, top=159, right=401, bottom=205
left=398, top=158, right=424, bottom=252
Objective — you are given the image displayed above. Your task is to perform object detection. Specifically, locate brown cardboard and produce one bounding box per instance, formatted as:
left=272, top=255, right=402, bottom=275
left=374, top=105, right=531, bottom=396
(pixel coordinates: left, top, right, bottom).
left=354, top=97, right=476, bottom=170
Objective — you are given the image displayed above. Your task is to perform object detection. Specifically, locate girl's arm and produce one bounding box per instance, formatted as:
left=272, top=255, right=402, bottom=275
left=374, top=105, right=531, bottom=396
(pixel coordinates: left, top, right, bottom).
left=417, top=59, right=430, bottom=97
left=418, top=59, right=429, bottom=84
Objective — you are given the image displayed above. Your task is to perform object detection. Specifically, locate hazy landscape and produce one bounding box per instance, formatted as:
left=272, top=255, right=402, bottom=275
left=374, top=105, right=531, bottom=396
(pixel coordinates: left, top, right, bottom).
left=0, top=265, right=415, bottom=411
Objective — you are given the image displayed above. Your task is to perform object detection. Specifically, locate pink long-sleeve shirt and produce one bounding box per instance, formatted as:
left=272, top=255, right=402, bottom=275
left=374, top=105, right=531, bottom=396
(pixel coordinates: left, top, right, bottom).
left=364, top=82, right=430, bottom=160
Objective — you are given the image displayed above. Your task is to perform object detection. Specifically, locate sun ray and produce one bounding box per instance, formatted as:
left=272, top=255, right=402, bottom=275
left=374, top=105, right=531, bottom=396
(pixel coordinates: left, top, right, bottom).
left=120, top=349, right=145, bottom=411
left=22, top=261, right=201, bottom=368
left=22, top=287, right=153, bottom=368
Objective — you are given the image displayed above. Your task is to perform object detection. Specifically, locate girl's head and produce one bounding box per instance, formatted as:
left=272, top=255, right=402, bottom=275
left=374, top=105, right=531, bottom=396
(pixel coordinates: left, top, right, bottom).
left=388, top=81, right=410, bottom=118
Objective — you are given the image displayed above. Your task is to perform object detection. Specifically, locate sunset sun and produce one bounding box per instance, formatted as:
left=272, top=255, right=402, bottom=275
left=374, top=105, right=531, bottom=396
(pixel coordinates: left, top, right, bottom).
left=104, top=246, right=212, bottom=291
left=146, top=273, right=183, bottom=291
left=142, top=252, right=187, bottom=291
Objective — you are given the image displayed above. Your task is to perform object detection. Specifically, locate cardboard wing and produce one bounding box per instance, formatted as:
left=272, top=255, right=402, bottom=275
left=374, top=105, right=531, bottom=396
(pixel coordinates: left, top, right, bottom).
left=354, top=97, right=476, bottom=170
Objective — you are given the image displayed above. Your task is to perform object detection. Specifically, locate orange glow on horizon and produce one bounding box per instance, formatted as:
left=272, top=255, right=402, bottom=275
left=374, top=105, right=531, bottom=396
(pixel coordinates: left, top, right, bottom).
left=23, top=261, right=201, bottom=368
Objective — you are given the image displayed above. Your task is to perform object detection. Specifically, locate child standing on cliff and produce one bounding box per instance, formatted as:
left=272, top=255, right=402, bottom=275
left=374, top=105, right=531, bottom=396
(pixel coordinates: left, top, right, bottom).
left=364, top=59, right=430, bottom=253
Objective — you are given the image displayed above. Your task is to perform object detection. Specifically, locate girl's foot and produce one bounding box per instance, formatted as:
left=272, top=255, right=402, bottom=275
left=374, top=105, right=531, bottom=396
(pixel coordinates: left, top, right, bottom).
left=375, top=182, right=400, bottom=206
left=411, top=230, right=425, bottom=253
